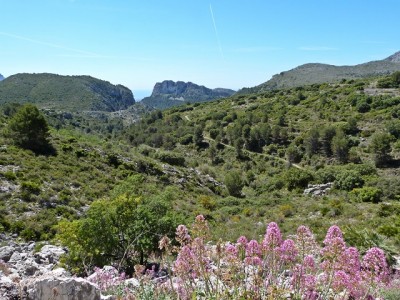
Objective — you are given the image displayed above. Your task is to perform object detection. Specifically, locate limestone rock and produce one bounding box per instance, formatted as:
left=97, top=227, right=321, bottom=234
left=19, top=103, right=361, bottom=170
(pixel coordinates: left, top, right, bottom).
left=0, top=246, right=14, bottom=262
left=24, top=276, right=101, bottom=300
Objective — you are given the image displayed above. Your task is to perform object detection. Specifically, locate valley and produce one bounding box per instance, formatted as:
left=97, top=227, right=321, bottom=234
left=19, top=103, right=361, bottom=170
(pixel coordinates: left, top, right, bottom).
left=1, top=53, right=400, bottom=299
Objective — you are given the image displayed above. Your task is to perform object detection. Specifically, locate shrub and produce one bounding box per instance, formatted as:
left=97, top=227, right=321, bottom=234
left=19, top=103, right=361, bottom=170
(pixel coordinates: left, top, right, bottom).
left=334, top=169, right=364, bottom=191
left=283, top=168, right=314, bottom=191
left=370, top=132, right=393, bottom=167
left=20, top=181, right=41, bottom=201
left=224, top=170, right=244, bottom=197
left=154, top=151, right=185, bottom=166
left=179, top=134, right=193, bottom=145
left=57, top=193, right=180, bottom=274
left=198, top=195, right=216, bottom=211
left=351, top=187, right=383, bottom=203
left=5, top=104, right=53, bottom=153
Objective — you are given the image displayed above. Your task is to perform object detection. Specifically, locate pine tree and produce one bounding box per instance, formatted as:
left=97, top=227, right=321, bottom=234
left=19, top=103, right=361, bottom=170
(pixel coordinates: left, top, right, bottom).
left=6, top=104, right=52, bottom=153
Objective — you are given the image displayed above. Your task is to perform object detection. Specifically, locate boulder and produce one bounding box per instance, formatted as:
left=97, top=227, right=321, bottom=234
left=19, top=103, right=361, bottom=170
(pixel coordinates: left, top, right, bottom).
left=24, top=276, right=101, bottom=300
left=0, top=275, right=19, bottom=300
left=0, top=246, right=15, bottom=262
left=303, top=182, right=333, bottom=196
left=35, top=245, right=66, bottom=264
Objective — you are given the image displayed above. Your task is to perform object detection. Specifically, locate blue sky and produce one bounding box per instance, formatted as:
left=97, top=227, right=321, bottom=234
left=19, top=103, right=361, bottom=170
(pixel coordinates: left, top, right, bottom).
left=1, top=0, right=399, bottom=99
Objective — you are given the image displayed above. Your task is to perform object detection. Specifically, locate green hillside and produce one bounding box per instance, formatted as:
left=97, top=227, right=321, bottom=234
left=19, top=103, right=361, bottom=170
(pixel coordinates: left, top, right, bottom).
left=0, top=73, right=135, bottom=112
left=239, top=51, right=400, bottom=94
left=0, top=72, right=400, bottom=268
left=124, top=74, right=400, bottom=254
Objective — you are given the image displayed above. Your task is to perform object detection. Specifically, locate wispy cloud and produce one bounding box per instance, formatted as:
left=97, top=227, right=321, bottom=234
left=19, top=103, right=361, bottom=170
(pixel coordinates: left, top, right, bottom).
left=0, top=31, right=101, bottom=57
left=298, top=46, right=338, bottom=51
left=234, top=46, right=283, bottom=53
left=209, top=4, right=224, bottom=61
left=55, top=53, right=153, bottom=61
left=360, top=40, right=386, bottom=45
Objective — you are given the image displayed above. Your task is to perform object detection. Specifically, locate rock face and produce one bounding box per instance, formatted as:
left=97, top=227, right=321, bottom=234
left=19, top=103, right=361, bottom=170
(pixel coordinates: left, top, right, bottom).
left=141, top=80, right=235, bottom=109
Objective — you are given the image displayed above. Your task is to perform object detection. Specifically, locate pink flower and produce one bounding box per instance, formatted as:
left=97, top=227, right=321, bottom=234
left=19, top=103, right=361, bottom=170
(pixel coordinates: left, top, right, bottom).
left=279, top=239, right=298, bottom=263
left=225, top=243, right=238, bottom=259
left=362, top=247, right=389, bottom=284
left=296, top=225, right=318, bottom=257
left=321, top=236, right=346, bottom=268
left=237, top=235, right=248, bottom=247
left=332, top=270, right=350, bottom=292
left=176, top=224, right=191, bottom=245
left=262, top=222, right=282, bottom=251
left=303, top=255, right=316, bottom=271
left=174, top=245, right=194, bottom=276
left=323, top=225, right=343, bottom=245
left=303, top=274, right=317, bottom=290
left=244, top=256, right=262, bottom=266
left=159, top=235, right=171, bottom=250
left=246, top=240, right=261, bottom=257
left=195, top=214, right=205, bottom=222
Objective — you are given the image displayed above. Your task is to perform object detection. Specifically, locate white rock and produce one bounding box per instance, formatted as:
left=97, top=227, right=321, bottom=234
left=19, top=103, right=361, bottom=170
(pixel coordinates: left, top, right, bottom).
left=0, top=246, right=14, bottom=262
left=24, top=276, right=101, bottom=300
left=125, top=278, right=140, bottom=287
left=50, top=267, right=71, bottom=278
left=8, top=251, right=22, bottom=263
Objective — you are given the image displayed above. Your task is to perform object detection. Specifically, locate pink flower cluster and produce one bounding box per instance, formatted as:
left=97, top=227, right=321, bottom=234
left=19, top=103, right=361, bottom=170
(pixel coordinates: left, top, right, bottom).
left=88, top=266, right=126, bottom=294
left=166, top=216, right=392, bottom=299
left=87, top=216, right=395, bottom=299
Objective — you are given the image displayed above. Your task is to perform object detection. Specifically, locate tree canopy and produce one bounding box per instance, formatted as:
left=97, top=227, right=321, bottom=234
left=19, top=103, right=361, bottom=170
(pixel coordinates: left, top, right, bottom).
left=6, top=104, right=52, bottom=153
left=57, top=189, right=181, bottom=274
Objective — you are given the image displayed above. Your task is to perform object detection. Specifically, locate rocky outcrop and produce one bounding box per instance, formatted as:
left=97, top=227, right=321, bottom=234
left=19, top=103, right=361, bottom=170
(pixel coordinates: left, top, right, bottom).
left=303, top=182, right=333, bottom=196
left=141, top=80, right=235, bottom=109
left=0, top=235, right=119, bottom=300
left=385, top=51, right=400, bottom=63
left=24, top=277, right=101, bottom=300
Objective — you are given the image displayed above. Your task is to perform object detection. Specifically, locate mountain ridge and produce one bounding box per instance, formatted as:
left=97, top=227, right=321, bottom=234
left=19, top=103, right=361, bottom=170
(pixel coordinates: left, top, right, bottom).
left=141, top=80, right=235, bottom=109
left=0, top=73, right=4, bottom=81
left=0, top=73, right=135, bottom=112
left=239, top=51, right=400, bottom=94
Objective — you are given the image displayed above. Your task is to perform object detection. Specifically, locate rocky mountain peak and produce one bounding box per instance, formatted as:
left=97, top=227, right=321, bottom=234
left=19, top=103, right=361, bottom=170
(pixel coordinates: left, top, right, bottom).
left=0, top=74, right=4, bottom=81
left=384, top=51, right=400, bottom=63
left=141, top=80, right=235, bottom=109
left=151, top=80, right=208, bottom=97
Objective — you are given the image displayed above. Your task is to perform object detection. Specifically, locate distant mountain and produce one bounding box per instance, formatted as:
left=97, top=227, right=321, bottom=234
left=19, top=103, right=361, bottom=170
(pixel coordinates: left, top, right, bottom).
left=239, top=51, right=400, bottom=94
left=0, top=74, right=4, bottom=81
left=141, top=80, right=235, bottom=109
left=0, top=73, right=135, bottom=112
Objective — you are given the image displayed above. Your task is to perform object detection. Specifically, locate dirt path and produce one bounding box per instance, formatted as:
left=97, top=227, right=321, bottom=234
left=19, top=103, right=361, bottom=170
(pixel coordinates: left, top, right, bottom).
left=203, top=135, right=304, bottom=170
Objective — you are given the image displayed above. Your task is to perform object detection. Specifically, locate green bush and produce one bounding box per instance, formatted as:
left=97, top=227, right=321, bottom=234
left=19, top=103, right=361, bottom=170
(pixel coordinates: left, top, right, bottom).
left=224, top=171, right=244, bottom=197
left=57, top=193, right=180, bottom=274
left=20, top=181, right=41, bottom=201
left=351, top=187, right=382, bottom=203
left=154, top=151, right=185, bottom=166
left=283, top=168, right=314, bottom=191
left=378, top=203, right=400, bottom=217
left=334, top=169, right=364, bottom=191
left=179, top=134, right=193, bottom=145
left=5, top=104, right=53, bottom=153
